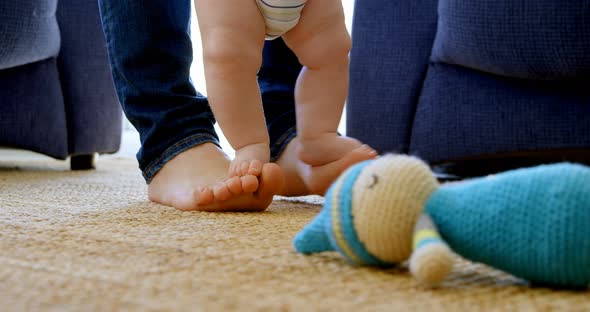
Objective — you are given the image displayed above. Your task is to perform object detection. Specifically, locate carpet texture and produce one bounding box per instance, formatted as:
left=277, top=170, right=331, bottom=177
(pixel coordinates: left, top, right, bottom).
left=1, top=157, right=589, bottom=311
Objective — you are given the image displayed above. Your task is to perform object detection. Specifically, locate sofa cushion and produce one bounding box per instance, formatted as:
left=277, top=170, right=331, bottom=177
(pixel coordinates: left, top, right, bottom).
left=410, top=63, right=590, bottom=163
left=0, top=0, right=60, bottom=70
left=430, top=0, right=590, bottom=80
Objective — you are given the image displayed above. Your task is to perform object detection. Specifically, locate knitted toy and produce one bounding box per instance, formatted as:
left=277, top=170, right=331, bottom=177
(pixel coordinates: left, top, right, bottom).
left=293, top=155, right=590, bottom=288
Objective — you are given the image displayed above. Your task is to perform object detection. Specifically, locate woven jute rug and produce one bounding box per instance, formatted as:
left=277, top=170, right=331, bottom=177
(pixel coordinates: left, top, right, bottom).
left=1, top=157, right=589, bottom=311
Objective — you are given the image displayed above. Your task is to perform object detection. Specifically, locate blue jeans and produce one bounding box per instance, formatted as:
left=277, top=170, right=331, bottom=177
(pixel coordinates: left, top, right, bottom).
left=98, top=0, right=301, bottom=183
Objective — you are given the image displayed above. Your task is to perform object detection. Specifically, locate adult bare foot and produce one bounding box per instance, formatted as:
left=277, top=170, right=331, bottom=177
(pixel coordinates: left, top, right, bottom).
left=147, top=143, right=284, bottom=211
left=275, top=137, right=377, bottom=196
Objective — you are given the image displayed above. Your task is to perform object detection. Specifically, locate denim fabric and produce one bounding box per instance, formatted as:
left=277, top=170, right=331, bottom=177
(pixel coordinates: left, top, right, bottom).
left=98, top=0, right=299, bottom=182
left=431, top=0, right=590, bottom=80
left=259, top=38, right=301, bottom=161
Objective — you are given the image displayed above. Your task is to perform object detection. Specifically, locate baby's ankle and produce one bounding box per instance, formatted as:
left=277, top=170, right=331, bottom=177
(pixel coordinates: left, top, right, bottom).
left=298, top=132, right=338, bottom=146
left=235, top=142, right=270, bottom=160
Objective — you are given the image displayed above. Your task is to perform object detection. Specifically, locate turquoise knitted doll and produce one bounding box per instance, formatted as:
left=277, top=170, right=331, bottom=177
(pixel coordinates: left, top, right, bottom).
left=293, top=155, right=590, bottom=288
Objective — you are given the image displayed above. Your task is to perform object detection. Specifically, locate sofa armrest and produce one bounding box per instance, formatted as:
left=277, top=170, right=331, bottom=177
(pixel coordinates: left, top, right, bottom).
left=347, top=0, right=438, bottom=154
left=56, top=0, right=121, bottom=155
left=0, top=0, right=60, bottom=70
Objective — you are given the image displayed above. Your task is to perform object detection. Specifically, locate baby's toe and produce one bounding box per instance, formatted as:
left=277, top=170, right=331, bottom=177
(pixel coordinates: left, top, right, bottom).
left=228, top=162, right=241, bottom=177
left=248, top=160, right=263, bottom=176
left=239, top=161, right=250, bottom=176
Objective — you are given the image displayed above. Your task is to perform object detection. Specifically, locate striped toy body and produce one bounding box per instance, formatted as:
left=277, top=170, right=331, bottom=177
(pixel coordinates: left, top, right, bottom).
left=426, top=163, right=590, bottom=287
left=255, top=0, right=307, bottom=40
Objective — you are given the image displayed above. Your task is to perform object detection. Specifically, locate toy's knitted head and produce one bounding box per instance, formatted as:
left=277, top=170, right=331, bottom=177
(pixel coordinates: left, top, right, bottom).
left=293, top=155, right=440, bottom=266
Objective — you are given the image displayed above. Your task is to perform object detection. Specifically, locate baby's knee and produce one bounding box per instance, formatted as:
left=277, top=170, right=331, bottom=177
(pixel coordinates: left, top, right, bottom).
left=296, top=29, right=351, bottom=68
left=202, top=35, right=262, bottom=71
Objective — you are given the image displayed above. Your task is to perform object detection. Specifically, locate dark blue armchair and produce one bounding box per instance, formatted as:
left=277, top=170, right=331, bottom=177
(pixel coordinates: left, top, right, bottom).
left=0, top=0, right=121, bottom=169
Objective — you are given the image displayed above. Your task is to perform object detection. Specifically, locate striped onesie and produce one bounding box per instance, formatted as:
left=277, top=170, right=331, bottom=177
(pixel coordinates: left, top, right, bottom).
left=255, top=0, right=307, bottom=40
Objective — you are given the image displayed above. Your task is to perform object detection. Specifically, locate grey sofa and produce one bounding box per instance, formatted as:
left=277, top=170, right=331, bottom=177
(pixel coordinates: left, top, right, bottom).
left=0, top=0, right=122, bottom=169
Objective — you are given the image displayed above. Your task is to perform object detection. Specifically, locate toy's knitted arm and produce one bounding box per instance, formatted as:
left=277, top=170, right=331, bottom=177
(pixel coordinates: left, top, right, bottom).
left=409, top=213, right=455, bottom=286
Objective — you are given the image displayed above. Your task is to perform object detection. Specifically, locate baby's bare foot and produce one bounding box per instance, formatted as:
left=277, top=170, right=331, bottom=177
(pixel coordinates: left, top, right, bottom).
left=229, top=142, right=270, bottom=177
left=147, top=143, right=283, bottom=211
left=298, top=133, right=369, bottom=167
left=275, top=137, right=378, bottom=196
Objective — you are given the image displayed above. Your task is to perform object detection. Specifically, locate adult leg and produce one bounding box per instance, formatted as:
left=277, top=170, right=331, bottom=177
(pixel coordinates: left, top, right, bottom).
left=98, top=0, right=282, bottom=211
left=260, top=39, right=300, bottom=164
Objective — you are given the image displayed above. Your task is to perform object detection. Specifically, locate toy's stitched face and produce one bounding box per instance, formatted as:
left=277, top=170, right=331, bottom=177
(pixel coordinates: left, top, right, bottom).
left=367, top=174, right=379, bottom=189
left=351, top=155, right=439, bottom=263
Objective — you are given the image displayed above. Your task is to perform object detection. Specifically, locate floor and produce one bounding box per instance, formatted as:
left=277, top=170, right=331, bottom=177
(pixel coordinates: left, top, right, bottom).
left=2, top=134, right=589, bottom=311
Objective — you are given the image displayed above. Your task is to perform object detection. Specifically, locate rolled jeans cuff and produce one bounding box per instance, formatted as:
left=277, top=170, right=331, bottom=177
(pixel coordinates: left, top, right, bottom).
left=142, top=133, right=220, bottom=183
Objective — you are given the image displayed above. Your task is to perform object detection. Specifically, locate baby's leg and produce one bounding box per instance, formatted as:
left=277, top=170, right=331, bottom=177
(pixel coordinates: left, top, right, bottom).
left=194, top=0, right=270, bottom=177
left=282, top=0, right=374, bottom=167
